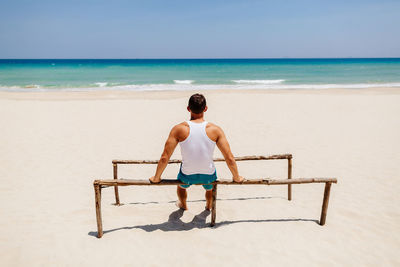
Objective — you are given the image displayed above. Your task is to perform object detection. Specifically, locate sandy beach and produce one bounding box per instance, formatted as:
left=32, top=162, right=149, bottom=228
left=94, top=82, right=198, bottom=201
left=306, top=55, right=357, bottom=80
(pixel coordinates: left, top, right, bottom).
left=1, top=88, right=399, bottom=266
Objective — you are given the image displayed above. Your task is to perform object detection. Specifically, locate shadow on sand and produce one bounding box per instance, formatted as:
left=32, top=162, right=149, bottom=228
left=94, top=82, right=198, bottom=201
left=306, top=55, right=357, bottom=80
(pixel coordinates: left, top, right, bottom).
left=124, top=196, right=287, bottom=206
left=88, top=207, right=319, bottom=238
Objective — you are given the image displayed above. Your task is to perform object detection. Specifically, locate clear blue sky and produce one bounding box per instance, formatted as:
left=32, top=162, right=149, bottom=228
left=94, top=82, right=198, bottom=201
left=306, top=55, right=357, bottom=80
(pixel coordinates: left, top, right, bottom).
left=0, top=0, right=399, bottom=58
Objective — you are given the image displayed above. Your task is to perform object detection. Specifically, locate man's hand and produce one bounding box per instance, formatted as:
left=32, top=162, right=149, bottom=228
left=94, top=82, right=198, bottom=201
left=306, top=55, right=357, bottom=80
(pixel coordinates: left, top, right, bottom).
left=214, top=126, right=242, bottom=183
left=151, top=125, right=181, bottom=184
left=149, top=176, right=161, bottom=183
left=233, top=176, right=245, bottom=183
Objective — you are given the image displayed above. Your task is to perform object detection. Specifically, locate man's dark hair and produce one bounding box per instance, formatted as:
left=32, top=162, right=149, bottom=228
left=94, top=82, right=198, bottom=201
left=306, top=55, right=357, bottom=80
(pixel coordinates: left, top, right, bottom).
left=188, top=93, right=207, bottom=114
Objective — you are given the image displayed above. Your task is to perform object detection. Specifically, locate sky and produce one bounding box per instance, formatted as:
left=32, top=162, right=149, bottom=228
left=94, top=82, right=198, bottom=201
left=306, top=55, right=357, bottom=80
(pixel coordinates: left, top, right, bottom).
left=0, top=0, right=399, bottom=58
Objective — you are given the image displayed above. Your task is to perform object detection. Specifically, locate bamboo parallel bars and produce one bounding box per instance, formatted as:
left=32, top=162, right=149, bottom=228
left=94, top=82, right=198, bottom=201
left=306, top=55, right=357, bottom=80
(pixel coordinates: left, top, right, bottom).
left=92, top=154, right=337, bottom=238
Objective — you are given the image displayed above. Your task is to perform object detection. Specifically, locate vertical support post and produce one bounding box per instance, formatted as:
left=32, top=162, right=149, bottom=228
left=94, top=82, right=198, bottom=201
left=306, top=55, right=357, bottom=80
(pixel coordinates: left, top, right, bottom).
left=94, top=183, right=103, bottom=238
left=288, top=157, right=292, bottom=201
left=210, top=184, right=217, bottom=227
left=319, top=182, right=332, bottom=226
left=113, top=163, right=120, bottom=205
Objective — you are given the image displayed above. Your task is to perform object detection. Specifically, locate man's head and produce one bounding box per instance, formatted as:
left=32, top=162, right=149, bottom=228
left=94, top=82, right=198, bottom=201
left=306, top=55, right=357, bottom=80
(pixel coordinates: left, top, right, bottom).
left=187, top=93, right=207, bottom=114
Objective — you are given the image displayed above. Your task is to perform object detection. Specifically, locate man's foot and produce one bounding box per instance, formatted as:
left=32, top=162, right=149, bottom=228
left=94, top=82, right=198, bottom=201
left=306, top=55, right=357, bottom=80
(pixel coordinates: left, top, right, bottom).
left=149, top=176, right=161, bottom=183
left=233, top=176, right=245, bottom=183
left=175, top=200, right=187, bottom=210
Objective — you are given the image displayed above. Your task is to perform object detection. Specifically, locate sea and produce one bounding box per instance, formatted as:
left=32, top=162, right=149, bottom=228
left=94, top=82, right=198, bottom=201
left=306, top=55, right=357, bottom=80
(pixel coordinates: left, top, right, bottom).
left=0, top=58, right=399, bottom=92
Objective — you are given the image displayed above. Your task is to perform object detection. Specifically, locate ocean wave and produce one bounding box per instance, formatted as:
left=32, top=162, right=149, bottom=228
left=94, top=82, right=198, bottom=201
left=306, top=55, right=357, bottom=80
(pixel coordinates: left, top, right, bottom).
left=94, top=82, right=108, bottom=87
left=174, top=80, right=194, bottom=84
left=24, top=84, right=41, bottom=89
left=1, top=82, right=400, bottom=92
left=232, top=79, right=285, bottom=84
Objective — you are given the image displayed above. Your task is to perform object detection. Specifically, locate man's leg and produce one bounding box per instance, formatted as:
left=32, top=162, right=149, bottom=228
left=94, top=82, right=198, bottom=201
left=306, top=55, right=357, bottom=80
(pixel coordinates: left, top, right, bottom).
left=176, top=186, right=188, bottom=210
left=205, top=189, right=213, bottom=210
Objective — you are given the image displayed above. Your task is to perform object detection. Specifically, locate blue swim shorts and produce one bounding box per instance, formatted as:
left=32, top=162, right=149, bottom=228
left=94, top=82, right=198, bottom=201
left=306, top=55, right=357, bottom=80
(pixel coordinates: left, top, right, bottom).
left=177, top=167, right=217, bottom=190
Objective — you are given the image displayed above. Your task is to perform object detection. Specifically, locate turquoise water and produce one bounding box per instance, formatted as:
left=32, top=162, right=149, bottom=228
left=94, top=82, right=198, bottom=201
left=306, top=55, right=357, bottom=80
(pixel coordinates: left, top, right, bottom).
left=0, top=59, right=399, bottom=91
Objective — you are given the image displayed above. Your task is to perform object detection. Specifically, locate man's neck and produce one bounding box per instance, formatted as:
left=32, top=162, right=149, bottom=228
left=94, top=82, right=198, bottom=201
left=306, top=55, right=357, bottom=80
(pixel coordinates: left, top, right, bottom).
left=190, top=113, right=204, bottom=121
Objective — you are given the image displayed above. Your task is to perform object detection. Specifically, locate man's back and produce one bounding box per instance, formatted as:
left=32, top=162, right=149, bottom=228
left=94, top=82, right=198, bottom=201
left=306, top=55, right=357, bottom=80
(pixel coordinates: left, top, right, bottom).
left=174, top=119, right=220, bottom=143
left=178, top=120, right=216, bottom=175
left=171, top=119, right=241, bottom=181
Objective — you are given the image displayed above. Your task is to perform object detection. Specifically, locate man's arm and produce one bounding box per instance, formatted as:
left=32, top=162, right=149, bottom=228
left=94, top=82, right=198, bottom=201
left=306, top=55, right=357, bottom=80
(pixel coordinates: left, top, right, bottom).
left=215, top=127, right=244, bottom=183
left=149, top=126, right=180, bottom=183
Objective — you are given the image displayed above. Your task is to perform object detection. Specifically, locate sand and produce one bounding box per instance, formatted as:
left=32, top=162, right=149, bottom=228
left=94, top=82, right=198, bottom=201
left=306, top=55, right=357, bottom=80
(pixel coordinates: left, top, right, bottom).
left=0, top=88, right=399, bottom=266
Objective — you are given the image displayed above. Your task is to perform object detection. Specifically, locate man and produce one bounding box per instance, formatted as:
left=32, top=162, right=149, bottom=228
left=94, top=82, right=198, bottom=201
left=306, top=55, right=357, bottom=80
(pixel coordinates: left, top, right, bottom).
left=149, top=93, right=244, bottom=210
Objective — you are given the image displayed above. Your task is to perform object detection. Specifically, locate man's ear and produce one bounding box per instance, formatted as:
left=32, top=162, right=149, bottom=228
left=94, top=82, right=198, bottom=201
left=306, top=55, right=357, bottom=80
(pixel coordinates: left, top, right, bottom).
left=204, top=106, right=208, bottom=112
left=187, top=106, right=191, bottom=112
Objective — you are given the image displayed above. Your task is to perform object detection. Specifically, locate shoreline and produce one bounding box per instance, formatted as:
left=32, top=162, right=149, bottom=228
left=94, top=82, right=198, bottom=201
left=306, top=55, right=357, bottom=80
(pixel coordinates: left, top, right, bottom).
left=1, top=86, right=400, bottom=101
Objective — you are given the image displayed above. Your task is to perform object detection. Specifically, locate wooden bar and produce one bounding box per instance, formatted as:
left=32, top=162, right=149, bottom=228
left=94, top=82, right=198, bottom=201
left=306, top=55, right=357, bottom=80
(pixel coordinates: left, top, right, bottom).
left=94, top=177, right=337, bottom=187
left=94, top=184, right=103, bottom=238
left=319, top=182, right=332, bottom=226
left=91, top=154, right=337, bottom=238
left=113, top=164, right=120, bottom=205
left=112, top=154, right=292, bottom=165
left=111, top=154, right=293, bottom=204
left=288, top=158, right=292, bottom=201
left=93, top=177, right=336, bottom=238
left=211, top=184, right=217, bottom=227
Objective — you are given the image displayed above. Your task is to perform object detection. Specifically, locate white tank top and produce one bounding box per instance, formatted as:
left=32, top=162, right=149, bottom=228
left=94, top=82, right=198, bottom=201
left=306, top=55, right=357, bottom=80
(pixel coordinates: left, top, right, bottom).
left=179, top=121, right=216, bottom=175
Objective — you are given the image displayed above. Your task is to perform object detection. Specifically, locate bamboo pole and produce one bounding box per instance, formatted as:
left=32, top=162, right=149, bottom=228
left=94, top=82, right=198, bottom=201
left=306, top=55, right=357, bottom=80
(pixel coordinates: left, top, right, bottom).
left=94, top=183, right=103, bottom=238
left=211, top=184, right=217, bottom=227
left=94, top=177, right=337, bottom=187
left=112, top=154, right=292, bottom=165
left=112, top=154, right=292, bottom=203
left=113, top=163, right=120, bottom=205
left=319, top=182, right=332, bottom=226
left=92, top=177, right=337, bottom=238
left=288, top=158, right=292, bottom=201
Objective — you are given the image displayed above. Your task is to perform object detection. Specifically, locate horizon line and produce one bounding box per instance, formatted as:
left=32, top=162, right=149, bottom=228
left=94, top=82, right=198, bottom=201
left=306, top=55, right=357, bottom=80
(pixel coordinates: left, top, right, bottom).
left=1, top=57, right=400, bottom=60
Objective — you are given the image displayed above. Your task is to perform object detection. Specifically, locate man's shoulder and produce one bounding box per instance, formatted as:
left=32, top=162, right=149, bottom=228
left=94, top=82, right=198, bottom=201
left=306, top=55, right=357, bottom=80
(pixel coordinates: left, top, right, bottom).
left=175, top=121, right=189, bottom=129
left=170, top=122, right=188, bottom=132
left=206, top=122, right=222, bottom=131
left=206, top=122, right=224, bottom=139
left=170, top=122, right=190, bottom=139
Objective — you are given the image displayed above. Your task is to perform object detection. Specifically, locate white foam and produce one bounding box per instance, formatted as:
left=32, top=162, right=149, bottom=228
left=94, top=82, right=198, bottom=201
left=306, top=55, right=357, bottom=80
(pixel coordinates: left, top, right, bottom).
left=94, top=82, right=108, bottom=87
left=24, top=84, right=41, bottom=89
left=233, top=79, right=285, bottom=84
left=173, top=80, right=194, bottom=84
left=83, top=82, right=400, bottom=92
left=2, top=82, right=400, bottom=92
